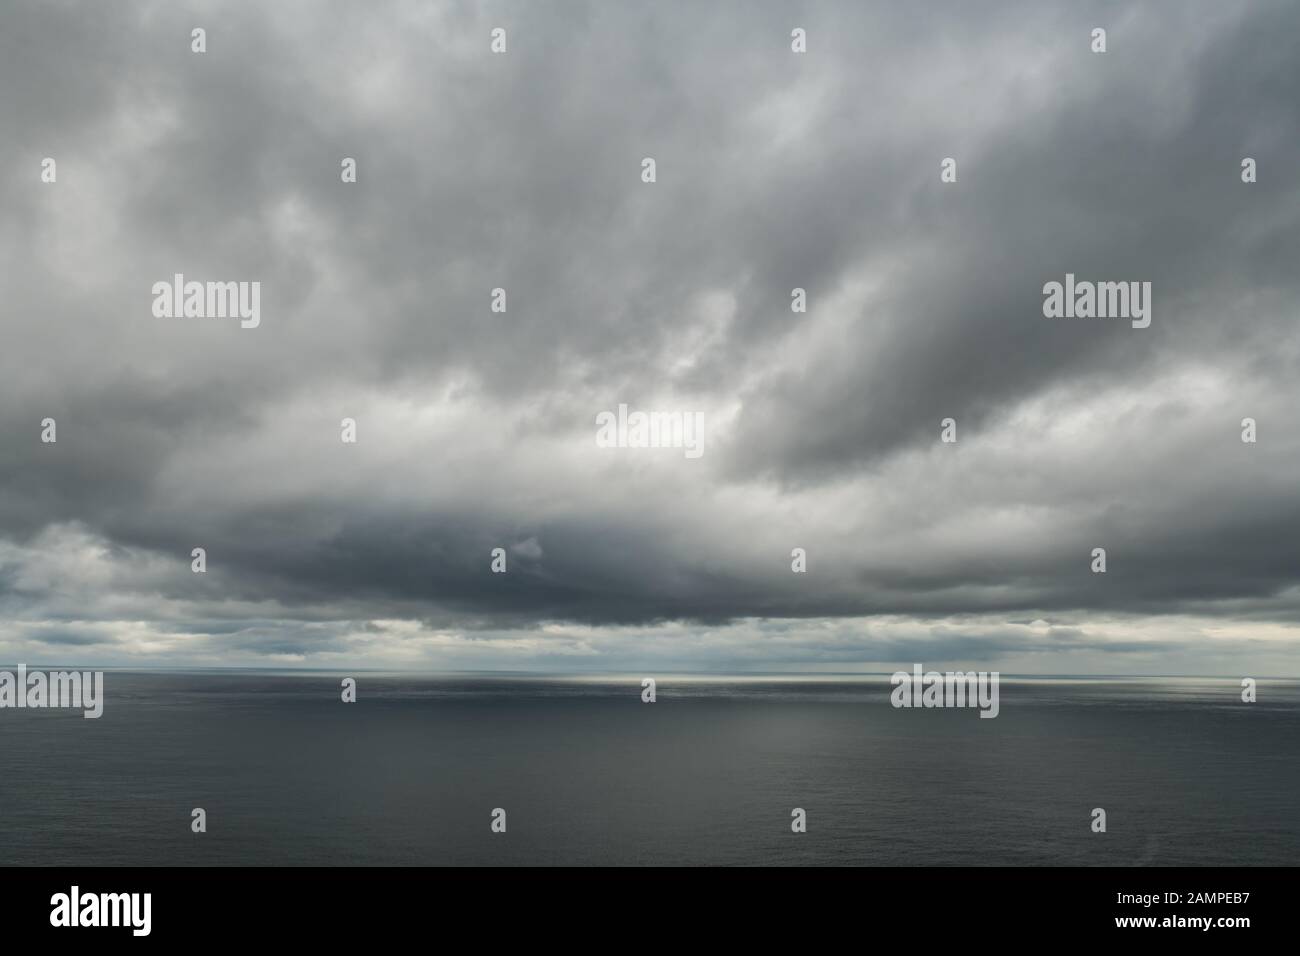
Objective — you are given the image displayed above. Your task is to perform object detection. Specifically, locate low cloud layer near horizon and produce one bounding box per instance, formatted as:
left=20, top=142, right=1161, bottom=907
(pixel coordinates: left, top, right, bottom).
left=2, top=0, right=1299, bottom=674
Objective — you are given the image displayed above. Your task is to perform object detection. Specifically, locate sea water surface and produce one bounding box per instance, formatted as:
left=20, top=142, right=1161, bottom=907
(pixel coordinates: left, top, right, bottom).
left=0, top=671, right=1296, bottom=866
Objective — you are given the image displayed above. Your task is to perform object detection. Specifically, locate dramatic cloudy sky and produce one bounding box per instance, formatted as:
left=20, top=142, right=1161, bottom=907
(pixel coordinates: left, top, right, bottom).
left=2, top=0, right=1298, bottom=673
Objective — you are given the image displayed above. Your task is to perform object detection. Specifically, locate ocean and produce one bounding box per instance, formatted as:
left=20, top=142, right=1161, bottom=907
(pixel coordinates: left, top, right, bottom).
left=1, top=672, right=1296, bottom=866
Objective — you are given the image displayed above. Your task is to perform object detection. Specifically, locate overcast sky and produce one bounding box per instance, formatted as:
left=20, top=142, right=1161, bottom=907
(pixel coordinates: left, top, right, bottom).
left=2, top=0, right=1298, bottom=674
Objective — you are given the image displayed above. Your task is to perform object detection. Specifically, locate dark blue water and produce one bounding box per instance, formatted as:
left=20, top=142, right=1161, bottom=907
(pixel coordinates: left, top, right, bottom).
left=1, top=672, right=1295, bottom=865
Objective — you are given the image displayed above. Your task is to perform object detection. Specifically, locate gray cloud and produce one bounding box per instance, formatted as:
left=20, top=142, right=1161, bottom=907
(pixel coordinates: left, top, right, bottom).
left=2, top=0, right=1299, bottom=672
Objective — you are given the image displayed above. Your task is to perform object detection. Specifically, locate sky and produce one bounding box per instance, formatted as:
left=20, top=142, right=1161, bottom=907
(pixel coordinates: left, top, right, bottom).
left=1, top=0, right=1298, bottom=674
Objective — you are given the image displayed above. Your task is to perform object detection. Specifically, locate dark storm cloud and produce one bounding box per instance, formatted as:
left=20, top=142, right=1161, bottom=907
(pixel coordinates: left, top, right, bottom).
left=1, top=0, right=1299, bottom=668
left=28, top=629, right=118, bottom=647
